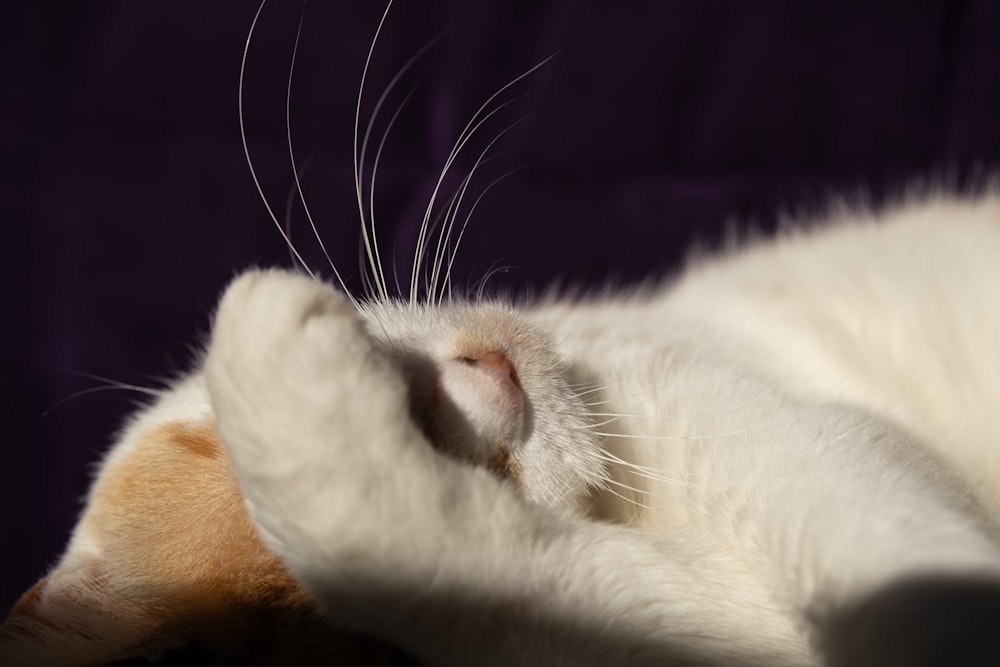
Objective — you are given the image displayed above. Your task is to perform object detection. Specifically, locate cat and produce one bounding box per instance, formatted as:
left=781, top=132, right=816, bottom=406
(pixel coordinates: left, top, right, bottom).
left=3, top=191, right=1000, bottom=666
left=5, top=1, right=1000, bottom=664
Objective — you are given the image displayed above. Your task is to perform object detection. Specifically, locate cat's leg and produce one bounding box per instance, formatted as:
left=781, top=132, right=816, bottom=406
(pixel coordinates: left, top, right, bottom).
left=204, top=269, right=815, bottom=667
left=725, top=404, right=1000, bottom=667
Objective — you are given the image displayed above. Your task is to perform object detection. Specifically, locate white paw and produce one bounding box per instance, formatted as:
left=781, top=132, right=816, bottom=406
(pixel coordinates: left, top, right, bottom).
left=203, top=269, right=438, bottom=557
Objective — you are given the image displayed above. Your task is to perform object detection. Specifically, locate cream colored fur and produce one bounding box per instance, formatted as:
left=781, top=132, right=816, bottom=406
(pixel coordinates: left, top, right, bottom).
left=4, top=194, right=1000, bottom=666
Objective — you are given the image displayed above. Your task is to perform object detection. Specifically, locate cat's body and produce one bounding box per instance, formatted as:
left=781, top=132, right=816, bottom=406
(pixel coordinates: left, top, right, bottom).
left=3, top=192, right=1000, bottom=666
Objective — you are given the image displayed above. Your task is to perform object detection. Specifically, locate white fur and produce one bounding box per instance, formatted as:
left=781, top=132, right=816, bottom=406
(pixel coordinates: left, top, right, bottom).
left=198, top=194, right=1000, bottom=664
left=13, top=194, right=999, bottom=666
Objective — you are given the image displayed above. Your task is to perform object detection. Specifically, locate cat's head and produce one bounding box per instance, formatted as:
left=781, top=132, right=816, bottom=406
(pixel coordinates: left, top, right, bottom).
left=0, top=286, right=605, bottom=665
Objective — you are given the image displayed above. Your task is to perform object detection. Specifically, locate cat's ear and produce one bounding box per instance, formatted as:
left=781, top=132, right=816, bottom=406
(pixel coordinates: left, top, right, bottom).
left=0, top=552, right=172, bottom=665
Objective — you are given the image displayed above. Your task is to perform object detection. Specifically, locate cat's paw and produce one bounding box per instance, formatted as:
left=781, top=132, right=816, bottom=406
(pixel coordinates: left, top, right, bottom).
left=203, top=269, right=438, bottom=557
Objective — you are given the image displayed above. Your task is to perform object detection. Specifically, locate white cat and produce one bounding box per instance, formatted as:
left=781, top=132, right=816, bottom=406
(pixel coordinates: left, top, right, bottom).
left=3, top=192, right=999, bottom=666
left=5, top=0, right=1000, bottom=661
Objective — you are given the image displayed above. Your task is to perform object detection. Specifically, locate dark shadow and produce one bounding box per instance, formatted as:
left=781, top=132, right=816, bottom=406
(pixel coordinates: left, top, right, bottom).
left=821, top=573, right=1000, bottom=667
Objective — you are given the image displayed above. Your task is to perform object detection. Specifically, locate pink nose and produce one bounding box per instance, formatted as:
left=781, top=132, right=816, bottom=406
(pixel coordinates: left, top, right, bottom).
left=436, top=351, right=525, bottom=452
left=461, top=351, right=517, bottom=384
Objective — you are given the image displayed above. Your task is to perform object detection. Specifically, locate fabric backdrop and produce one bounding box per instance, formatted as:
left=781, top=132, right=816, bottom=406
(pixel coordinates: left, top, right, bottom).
left=5, top=0, right=999, bottom=613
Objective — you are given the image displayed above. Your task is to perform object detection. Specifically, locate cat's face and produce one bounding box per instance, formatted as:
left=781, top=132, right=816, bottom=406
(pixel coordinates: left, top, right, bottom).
left=360, top=297, right=606, bottom=511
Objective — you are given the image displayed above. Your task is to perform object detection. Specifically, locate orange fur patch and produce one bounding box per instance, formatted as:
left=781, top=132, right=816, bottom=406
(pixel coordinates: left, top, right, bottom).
left=2, top=420, right=401, bottom=664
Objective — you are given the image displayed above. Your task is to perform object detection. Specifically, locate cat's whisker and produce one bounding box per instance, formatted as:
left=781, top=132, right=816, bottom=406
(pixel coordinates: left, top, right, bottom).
left=430, top=153, right=518, bottom=304
left=414, top=95, right=526, bottom=305
left=596, top=451, right=715, bottom=486
left=428, top=105, right=530, bottom=304
left=581, top=400, right=615, bottom=409
left=43, top=374, right=164, bottom=416
left=571, top=385, right=612, bottom=398
left=239, top=0, right=316, bottom=280
left=566, top=380, right=602, bottom=390
left=587, top=412, right=641, bottom=418
left=390, top=246, right=406, bottom=299
left=420, top=183, right=472, bottom=300
left=54, top=368, right=167, bottom=392
left=591, top=425, right=763, bottom=442
left=595, top=478, right=661, bottom=511
left=352, top=0, right=393, bottom=302
left=570, top=375, right=782, bottom=422
left=560, top=357, right=707, bottom=405
left=44, top=385, right=164, bottom=417
left=600, top=457, right=742, bottom=491
left=411, top=54, right=556, bottom=306
left=282, top=166, right=298, bottom=269
left=405, top=165, right=484, bottom=304
left=284, top=4, right=356, bottom=305
left=368, top=79, right=421, bottom=300
left=357, top=236, right=378, bottom=299
left=355, top=8, right=452, bottom=303
left=439, top=164, right=526, bottom=304
left=567, top=374, right=675, bottom=401
left=473, top=262, right=515, bottom=302
left=427, top=163, right=484, bottom=305
left=599, top=474, right=669, bottom=503
left=581, top=415, right=629, bottom=429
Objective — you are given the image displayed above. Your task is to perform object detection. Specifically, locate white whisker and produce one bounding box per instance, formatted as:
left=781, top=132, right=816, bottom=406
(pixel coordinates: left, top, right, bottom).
left=418, top=183, right=467, bottom=298
left=413, top=95, right=526, bottom=305
left=426, top=175, right=467, bottom=304
left=428, top=156, right=513, bottom=305
left=596, top=478, right=660, bottom=511
left=357, top=235, right=378, bottom=299
left=355, top=6, right=452, bottom=302
left=391, top=245, right=405, bottom=298
left=54, top=368, right=166, bottom=392
left=239, top=0, right=315, bottom=280
left=353, top=0, right=393, bottom=301
left=439, top=162, right=526, bottom=304
left=368, top=80, right=421, bottom=300
left=605, top=455, right=739, bottom=492
left=592, top=427, right=760, bottom=442
left=474, top=262, right=515, bottom=301
left=600, top=474, right=665, bottom=501
left=282, top=169, right=298, bottom=268
left=597, top=452, right=708, bottom=487
left=580, top=415, right=629, bottom=429
left=44, top=370, right=164, bottom=416
left=285, top=4, right=357, bottom=305
left=44, top=385, right=163, bottom=417
left=571, top=385, right=612, bottom=398
left=587, top=411, right=640, bottom=417
left=429, top=111, right=528, bottom=304
left=581, top=399, right=615, bottom=408
left=567, top=380, right=602, bottom=390
left=411, top=54, right=557, bottom=306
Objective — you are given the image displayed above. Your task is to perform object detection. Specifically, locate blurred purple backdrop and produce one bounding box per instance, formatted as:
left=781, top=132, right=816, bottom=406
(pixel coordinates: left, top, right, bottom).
left=5, top=0, right=999, bottom=612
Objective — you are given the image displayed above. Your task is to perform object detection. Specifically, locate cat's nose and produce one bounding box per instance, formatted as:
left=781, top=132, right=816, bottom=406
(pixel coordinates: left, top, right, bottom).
left=434, top=350, right=525, bottom=451
left=458, top=351, right=518, bottom=386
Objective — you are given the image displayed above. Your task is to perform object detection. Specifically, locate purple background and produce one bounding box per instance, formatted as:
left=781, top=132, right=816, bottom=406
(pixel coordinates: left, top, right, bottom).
left=5, top=0, right=1000, bottom=613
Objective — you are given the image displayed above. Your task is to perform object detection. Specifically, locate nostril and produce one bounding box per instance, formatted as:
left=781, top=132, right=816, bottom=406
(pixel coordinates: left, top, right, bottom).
left=459, top=351, right=517, bottom=384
